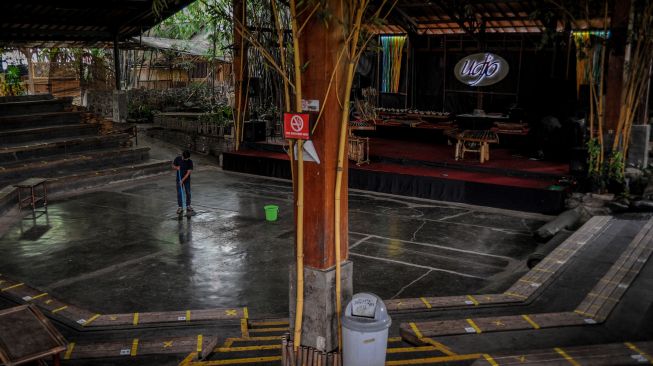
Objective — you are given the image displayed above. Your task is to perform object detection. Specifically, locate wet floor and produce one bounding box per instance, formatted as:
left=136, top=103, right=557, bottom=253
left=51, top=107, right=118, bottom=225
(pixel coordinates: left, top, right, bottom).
left=0, top=165, right=547, bottom=317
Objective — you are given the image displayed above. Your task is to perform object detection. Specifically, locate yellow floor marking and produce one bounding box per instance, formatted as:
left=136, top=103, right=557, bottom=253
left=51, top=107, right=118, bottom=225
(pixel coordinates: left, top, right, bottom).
left=388, top=337, right=403, bottom=342
left=573, top=310, right=595, bottom=318
left=466, top=318, right=482, bottom=334
left=52, top=306, right=68, bottom=314
left=387, top=346, right=439, bottom=353
left=532, top=267, right=554, bottom=273
left=243, top=307, right=249, bottom=319
left=409, top=322, right=423, bottom=339
left=421, top=338, right=456, bottom=356
left=131, top=339, right=139, bottom=356
left=224, top=336, right=282, bottom=343
left=31, top=292, right=48, bottom=300
left=504, top=292, right=527, bottom=299
left=482, top=354, right=499, bottom=366
left=588, top=292, right=618, bottom=302
left=240, top=319, right=249, bottom=338
left=1, top=282, right=23, bottom=291
left=178, top=352, right=197, bottom=366
left=64, top=342, right=75, bottom=360
left=133, top=312, right=140, bottom=326
left=45, top=299, right=53, bottom=304
left=419, top=297, right=432, bottom=309
left=83, top=314, right=101, bottom=327
left=247, top=327, right=288, bottom=333
left=384, top=353, right=483, bottom=365
left=217, top=345, right=281, bottom=352
left=521, top=315, right=540, bottom=330
left=220, top=339, right=235, bottom=349
left=163, top=341, right=174, bottom=348
left=625, top=342, right=653, bottom=364
left=466, top=295, right=479, bottom=306
left=197, top=335, right=204, bottom=353
left=492, top=320, right=505, bottom=327
left=249, top=320, right=288, bottom=327
left=554, top=347, right=580, bottom=366
left=194, top=356, right=282, bottom=365
left=225, top=309, right=238, bottom=316
left=186, top=310, right=191, bottom=322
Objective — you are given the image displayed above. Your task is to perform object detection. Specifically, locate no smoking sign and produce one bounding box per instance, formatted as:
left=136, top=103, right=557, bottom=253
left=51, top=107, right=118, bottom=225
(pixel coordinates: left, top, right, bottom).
left=283, top=113, right=310, bottom=140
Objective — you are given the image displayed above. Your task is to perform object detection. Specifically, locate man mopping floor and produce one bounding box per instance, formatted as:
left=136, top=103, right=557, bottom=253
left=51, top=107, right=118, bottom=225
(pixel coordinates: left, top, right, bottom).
left=173, top=149, right=194, bottom=217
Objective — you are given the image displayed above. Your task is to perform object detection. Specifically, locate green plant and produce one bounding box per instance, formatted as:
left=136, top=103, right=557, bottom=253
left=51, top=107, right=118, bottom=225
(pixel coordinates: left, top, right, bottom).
left=0, top=65, right=26, bottom=96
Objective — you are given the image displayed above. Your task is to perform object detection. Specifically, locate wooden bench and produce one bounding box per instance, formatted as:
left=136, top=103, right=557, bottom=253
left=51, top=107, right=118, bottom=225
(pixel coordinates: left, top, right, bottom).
left=453, top=130, right=499, bottom=163
left=13, top=178, right=48, bottom=213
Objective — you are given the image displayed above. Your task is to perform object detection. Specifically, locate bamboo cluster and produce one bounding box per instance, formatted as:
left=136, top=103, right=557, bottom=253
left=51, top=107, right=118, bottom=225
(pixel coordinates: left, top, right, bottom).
left=282, top=334, right=343, bottom=366
left=612, top=1, right=653, bottom=164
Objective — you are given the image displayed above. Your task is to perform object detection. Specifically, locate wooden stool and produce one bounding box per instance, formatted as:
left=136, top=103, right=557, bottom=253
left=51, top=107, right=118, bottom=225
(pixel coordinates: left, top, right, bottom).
left=454, top=130, right=499, bottom=164
left=14, top=178, right=48, bottom=213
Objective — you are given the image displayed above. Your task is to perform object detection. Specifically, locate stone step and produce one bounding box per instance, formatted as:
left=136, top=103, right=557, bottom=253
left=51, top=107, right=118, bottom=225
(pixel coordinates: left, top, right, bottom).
left=0, top=94, right=53, bottom=104
left=0, top=134, right=130, bottom=164
left=0, top=160, right=170, bottom=215
left=0, top=111, right=83, bottom=131
left=0, top=97, right=72, bottom=116
left=0, top=147, right=151, bottom=185
left=0, top=124, right=99, bottom=145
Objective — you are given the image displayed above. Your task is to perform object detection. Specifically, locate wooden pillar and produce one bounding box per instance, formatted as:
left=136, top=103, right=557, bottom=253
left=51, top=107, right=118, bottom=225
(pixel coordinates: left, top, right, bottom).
left=232, top=0, right=248, bottom=148
left=298, top=0, right=348, bottom=272
left=113, top=34, right=121, bottom=90
left=604, top=0, right=632, bottom=132
left=288, top=0, right=351, bottom=352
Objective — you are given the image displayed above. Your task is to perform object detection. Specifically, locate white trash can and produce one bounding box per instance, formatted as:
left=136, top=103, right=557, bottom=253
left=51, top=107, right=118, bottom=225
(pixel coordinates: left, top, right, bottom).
left=342, top=293, right=391, bottom=366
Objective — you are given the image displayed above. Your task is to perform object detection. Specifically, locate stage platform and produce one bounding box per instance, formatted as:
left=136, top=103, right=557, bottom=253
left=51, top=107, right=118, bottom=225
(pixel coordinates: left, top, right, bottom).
left=222, top=138, right=570, bottom=214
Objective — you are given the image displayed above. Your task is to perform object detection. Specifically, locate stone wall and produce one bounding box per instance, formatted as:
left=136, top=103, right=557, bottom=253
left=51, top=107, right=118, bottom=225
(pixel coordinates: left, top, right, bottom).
left=84, top=84, right=232, bottom=119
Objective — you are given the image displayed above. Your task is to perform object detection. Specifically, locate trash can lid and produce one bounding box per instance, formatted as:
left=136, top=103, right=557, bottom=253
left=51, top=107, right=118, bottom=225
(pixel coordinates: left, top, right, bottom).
left=342, top=293, right=392, bottom=332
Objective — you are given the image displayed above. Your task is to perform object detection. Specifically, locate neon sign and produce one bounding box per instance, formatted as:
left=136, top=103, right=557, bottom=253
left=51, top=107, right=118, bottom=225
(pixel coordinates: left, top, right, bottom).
left=454, top=53, right=509, bottom=87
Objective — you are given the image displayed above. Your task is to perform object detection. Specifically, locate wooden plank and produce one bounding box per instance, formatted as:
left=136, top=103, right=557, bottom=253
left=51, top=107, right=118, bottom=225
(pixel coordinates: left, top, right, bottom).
left=66, top=335, right=218, bottom=360
left=472, top=341, right=653, bottom=365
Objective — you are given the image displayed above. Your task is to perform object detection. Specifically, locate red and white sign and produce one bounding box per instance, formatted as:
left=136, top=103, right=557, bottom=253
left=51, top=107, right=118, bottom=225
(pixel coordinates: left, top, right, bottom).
left=283, top=113, right=310, bottom=140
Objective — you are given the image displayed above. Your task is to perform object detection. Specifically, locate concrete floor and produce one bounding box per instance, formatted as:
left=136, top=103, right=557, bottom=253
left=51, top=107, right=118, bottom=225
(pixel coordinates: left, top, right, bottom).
left=0, top=136, right=549, bottom=318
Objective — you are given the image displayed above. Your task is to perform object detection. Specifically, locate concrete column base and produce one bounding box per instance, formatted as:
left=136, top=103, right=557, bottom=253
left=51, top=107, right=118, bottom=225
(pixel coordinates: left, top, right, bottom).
left=289, top=261, right=353, bottom=352
left=112, top=90, right=127, bottom=123
left=628, top=124, right=650, bottom=168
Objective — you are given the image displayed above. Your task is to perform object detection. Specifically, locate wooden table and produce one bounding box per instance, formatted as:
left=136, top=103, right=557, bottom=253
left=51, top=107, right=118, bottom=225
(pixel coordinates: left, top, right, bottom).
left=13, top=178, right=48, bottom=213
left=453, top=130, right=499, bottom=163
left=0, top=305, right=67, bottom=366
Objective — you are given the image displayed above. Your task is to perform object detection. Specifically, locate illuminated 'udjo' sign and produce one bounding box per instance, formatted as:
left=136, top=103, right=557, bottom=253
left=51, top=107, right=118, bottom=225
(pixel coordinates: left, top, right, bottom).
left=454, top=53, right=509, bottom=87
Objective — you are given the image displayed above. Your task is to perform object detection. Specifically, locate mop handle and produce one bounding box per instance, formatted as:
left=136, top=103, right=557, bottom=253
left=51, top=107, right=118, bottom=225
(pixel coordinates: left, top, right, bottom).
left=178, top=169, right=186, bottom=208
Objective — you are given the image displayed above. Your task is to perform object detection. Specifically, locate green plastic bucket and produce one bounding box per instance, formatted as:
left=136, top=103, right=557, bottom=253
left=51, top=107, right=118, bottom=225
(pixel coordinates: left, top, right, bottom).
left=264, top=205, right=279, bottom=221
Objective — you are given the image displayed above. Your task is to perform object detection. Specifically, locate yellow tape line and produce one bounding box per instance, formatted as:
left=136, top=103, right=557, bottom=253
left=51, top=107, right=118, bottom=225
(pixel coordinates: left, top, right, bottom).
left=179, top=352, right=197, bottom=366
left=31, top=292, right=48, bottom=300
left=249, top=320, right=289, bottom=327
left=625, top=342, right=653, bottom=364
left=421, top=338, right=456, bottom=356
left=248, top=327, right=288, bottom=333
left=130, top=339, right=139, bottom=356
left=64, top=342, right=75, bottom=360
left=554, top=347, right=580, bottom=366
left=52, top=306, right=68, bottom=314
left=243, top=307, right=249, bottom=319
left=384, top=353, right=483, bottom=365
left=409, top=322, right=423, bottom=339
left=419, top=297, right=432, bottom=309
left=504, top=291, right=527, bottom=299
left=240, top=319, right=249, bottom=337
left=466, top=319, right=482, bottom=334
left=466, top=295, right=479, bottom=306
left=482, top=353, right=499, bottom=366
left=1, top=282, right=23, bottom=292
left=218, top=345, right=282, bottom=352
left=83, top=314, right=101, bottom=327
left=388, top=337, right=403, bottom=342
left=197, top=334, right=204, bottom=354
left=573, top=310, right=595, bottom=318
left=133, top=312, right=139, bottom=326
left=521, top=314, right=541, bottom=330
left=186, top=310, right=191, bottom=322
left=197, top=356, right=283, bottom=365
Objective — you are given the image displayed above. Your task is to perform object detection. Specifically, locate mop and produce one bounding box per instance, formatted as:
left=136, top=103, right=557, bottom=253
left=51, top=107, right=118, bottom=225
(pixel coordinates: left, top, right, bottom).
left=177, top=170, right=187, bottom=216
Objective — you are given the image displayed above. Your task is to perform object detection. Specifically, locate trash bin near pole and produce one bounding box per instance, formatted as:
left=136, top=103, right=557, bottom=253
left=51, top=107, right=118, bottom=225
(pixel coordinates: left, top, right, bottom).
left=342, top=293, right=391, bottom=366
left=264, top=205, right=279, bottom=221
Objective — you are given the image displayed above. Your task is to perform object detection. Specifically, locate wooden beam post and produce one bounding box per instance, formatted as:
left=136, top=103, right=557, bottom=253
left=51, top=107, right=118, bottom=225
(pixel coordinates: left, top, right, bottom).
left=113, top=34, right=121, bottom=91
left=604, top=0, right=632, bottom=132
left=288, top=0, right=352, bottom=352
left=232, top=0, right=248, bottom=150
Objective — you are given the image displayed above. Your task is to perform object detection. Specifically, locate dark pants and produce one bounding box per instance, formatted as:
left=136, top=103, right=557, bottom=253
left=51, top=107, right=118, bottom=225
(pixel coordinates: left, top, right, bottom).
left=176, top=179, right=191, bottom=207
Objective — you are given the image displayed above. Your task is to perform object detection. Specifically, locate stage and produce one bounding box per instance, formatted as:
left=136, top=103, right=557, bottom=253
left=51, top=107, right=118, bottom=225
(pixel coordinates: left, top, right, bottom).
left=222, top=138, right=570, bottom=214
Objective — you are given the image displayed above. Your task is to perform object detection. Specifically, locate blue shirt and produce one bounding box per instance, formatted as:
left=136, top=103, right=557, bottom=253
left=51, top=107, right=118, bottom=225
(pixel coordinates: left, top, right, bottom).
left=173, top=156, right=193, bottom=181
